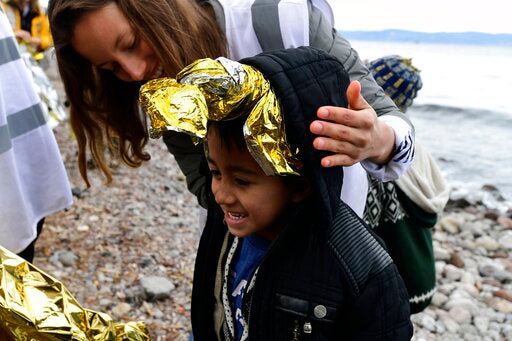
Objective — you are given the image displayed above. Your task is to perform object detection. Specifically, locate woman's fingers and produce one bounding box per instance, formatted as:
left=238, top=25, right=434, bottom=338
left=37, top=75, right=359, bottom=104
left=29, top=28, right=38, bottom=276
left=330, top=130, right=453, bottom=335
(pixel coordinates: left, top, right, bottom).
left=310, top=80, right=394, bottom=167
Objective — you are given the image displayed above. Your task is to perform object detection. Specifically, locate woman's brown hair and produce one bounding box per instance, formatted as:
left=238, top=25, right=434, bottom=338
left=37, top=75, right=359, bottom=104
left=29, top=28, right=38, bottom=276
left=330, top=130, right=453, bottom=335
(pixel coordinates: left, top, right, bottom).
left=48, top=0, right=227, bottom=185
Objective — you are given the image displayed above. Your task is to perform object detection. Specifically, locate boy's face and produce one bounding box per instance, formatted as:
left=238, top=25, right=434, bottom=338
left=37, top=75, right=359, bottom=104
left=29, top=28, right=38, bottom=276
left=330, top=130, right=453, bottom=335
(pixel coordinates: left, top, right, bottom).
left=206, top=128, right=299, bottom=240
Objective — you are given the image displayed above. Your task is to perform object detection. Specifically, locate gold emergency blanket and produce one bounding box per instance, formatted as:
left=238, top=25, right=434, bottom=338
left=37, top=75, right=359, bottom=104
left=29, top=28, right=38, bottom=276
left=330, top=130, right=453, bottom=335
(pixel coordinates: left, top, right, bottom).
left=139, top=57, right=301, bottom=175
left=0, top=246, right=150, bottom=340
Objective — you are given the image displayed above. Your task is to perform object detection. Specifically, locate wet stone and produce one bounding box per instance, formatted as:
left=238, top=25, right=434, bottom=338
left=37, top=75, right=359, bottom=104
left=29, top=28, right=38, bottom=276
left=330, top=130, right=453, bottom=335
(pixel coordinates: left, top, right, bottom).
left=140, top=276, right=176, bottom=301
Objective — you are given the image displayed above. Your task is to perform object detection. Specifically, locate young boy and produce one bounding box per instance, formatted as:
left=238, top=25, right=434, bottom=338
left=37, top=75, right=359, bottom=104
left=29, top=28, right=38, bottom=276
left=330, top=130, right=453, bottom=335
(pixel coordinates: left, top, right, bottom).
left=140, top=47, right=413, bottom=340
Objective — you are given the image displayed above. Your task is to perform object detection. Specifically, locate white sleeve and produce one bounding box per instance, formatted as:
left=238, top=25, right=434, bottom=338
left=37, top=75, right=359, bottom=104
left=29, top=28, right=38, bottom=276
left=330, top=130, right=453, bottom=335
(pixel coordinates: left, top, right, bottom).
left=361, top=115, right=415, bottom=181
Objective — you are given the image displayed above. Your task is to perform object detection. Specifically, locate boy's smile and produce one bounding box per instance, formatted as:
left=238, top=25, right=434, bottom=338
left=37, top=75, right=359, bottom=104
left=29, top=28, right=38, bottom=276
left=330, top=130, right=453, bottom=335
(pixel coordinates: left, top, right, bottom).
left=206, top=127, right=301, bottom=240
left=225, top=211, right=248, bottom=226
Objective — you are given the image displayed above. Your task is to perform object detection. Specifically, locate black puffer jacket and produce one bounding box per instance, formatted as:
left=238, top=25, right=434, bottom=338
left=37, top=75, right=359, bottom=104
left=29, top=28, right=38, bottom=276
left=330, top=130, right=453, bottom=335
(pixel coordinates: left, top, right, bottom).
left=191, top=47, right=413, bottom=340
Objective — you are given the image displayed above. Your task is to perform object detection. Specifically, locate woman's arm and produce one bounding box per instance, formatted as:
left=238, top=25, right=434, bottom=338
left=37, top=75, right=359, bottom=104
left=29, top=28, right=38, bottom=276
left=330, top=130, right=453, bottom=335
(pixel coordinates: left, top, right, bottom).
left=308, top=2, right=415, bottom=180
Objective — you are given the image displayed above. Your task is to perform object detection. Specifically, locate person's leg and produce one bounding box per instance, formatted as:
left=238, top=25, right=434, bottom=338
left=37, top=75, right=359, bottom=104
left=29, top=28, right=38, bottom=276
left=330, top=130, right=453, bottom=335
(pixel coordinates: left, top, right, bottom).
left=17, top=218, right=45, bottom=263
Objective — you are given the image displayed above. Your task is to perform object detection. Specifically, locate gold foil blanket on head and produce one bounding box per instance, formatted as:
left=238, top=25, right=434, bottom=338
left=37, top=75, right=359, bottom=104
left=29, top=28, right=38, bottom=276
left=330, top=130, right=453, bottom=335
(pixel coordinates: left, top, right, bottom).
left=139, top=57, right=301, bottom=176
left=0, top=245, right=150, bottom=340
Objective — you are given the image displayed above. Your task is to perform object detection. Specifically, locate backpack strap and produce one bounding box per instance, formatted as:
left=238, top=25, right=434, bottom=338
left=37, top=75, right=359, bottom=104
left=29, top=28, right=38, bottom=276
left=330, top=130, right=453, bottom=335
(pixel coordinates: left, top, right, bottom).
left=251, top=0, right=284, bottom=51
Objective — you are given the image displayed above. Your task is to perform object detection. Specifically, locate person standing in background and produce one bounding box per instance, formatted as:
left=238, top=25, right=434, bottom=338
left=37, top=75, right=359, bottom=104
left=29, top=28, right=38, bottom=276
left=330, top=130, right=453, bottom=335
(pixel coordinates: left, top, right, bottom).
left=1, top=0, right=52, bottom=52
left=364, top=55, right=449, bottom=313
left=0, top=5, right=72, bottom=262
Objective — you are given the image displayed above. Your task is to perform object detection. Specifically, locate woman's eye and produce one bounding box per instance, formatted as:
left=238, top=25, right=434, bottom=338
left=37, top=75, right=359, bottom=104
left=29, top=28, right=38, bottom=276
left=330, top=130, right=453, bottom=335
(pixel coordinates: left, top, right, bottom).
left=128, top=36, right=139, bottom=50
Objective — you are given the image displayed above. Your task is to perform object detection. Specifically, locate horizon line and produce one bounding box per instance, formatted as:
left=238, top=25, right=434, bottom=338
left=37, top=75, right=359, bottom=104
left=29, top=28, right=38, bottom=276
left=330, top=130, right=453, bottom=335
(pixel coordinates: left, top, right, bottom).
left=339, top=28, right=512, bottom=36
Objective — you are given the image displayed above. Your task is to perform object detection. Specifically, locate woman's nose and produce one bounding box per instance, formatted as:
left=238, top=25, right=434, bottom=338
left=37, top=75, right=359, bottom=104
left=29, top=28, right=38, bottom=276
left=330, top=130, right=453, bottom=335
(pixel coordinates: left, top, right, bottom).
left=118, top=56, right=146, bottom=81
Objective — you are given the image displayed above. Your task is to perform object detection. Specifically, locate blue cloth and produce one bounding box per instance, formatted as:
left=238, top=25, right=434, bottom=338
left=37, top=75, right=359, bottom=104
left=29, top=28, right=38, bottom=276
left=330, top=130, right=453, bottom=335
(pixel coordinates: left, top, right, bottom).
left=229, top=235, right=270, bottom=340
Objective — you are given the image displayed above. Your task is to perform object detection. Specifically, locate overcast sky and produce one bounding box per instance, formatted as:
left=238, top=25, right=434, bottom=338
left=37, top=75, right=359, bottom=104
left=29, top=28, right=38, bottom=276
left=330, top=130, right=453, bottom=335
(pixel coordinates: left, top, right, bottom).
left=330, top=0, right=509, bottom=34
left=39, top=0, right=508, bottom=35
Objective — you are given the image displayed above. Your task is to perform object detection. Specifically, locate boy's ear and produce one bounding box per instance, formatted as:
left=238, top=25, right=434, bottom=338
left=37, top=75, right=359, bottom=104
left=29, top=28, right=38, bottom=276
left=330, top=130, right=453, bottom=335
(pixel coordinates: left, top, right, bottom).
left=290, top=177, right=312, bottom=203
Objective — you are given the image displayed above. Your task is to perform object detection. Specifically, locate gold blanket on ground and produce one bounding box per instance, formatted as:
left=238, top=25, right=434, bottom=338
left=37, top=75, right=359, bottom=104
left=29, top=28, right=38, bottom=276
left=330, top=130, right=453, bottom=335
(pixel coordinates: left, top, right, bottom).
left=0, top=246, right=150, bottom=340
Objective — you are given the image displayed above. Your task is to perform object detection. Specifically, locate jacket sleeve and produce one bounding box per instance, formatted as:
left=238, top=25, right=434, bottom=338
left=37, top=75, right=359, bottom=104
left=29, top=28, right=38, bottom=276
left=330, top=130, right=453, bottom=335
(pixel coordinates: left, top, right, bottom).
left=162, top=131, right=209, bottom=208
left=346, top=265, right=413, bottom=340
left=308, top=1, right=415, bottom=180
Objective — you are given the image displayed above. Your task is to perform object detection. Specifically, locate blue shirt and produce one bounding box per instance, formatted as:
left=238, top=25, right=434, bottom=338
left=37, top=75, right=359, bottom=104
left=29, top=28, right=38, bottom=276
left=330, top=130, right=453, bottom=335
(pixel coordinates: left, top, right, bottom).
left=229, top=235, right=271, bottom=340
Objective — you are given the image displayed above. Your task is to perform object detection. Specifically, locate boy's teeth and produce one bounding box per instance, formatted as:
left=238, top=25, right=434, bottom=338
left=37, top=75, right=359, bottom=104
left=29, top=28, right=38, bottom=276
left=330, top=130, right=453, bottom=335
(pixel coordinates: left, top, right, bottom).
left=229, top=212, right=245, bottom=219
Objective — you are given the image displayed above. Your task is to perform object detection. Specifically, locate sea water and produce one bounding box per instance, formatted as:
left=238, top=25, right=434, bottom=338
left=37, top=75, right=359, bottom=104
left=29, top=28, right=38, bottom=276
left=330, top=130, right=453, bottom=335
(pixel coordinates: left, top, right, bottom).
left=347, top=40, right=512, bottom=206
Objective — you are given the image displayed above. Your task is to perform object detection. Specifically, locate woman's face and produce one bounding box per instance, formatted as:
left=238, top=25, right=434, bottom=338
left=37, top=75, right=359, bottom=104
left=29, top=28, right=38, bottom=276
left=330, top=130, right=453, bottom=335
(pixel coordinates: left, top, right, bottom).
left=71, top=3, right=163, bottom=82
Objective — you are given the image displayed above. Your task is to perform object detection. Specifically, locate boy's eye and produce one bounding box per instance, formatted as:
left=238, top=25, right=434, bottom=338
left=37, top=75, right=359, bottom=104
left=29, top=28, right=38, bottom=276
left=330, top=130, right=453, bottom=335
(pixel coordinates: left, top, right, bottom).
left=234, top=178, right=250, bottom=187
left=210, top=169, right=221, bottom=179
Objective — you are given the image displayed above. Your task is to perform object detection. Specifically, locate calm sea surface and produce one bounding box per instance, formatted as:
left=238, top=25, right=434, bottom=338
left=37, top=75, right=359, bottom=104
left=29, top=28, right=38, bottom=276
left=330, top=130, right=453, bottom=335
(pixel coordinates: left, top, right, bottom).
left=348, top=40, right=512, bottom=204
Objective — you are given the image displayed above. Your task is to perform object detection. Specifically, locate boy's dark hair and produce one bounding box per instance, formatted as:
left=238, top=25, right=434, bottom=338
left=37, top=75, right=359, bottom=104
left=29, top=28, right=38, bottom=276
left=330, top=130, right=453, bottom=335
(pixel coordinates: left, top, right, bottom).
left=207, top=116, right=247, bottom=152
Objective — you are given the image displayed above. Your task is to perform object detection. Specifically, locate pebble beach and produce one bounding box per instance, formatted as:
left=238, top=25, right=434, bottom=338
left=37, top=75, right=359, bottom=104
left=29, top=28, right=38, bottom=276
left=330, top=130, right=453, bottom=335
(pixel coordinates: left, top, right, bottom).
left=31, top=63, right=512, bottom=341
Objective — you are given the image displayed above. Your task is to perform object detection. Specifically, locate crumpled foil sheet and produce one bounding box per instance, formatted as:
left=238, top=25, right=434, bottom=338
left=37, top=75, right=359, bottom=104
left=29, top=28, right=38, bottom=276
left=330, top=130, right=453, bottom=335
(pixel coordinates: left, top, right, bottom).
left=0, top=246, right=150, bottom=340
left=139, top=57, right=301, bottom=175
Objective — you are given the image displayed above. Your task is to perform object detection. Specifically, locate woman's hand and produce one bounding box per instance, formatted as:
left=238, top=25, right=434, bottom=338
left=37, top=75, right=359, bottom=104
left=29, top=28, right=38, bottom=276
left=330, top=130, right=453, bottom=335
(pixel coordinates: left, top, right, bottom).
left=310, top=80, right=395, bottom=168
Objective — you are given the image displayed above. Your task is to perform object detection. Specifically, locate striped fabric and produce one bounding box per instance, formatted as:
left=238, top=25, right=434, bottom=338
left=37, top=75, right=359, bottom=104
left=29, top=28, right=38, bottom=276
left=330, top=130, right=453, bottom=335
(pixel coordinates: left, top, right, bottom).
left=0, top=8, right=72, bottom=253
left=216, top=0, right=332, bottom=60
left=393, top=132, right=415, bottom=163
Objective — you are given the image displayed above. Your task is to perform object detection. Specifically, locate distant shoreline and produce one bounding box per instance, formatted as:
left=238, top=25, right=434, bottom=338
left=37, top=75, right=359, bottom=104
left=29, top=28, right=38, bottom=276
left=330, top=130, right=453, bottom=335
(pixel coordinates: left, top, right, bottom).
left=339, top=29, right=512, bottom=46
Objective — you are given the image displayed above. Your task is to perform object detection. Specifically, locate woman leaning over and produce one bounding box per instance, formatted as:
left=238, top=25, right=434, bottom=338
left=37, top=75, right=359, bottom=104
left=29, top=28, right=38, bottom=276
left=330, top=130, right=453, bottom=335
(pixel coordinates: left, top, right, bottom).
left=47, top=0, right=415, bottom=216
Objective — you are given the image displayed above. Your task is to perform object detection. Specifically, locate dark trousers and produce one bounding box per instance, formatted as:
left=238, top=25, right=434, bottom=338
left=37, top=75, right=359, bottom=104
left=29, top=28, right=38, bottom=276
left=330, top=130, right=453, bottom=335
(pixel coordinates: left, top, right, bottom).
left=17, top=218, right=44, bottom=263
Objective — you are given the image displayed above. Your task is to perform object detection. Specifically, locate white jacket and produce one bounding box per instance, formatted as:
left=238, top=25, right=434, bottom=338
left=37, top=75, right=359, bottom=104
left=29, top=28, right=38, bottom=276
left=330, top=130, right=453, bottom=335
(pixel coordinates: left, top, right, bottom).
left=0, top=8, right=72, bottom=253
